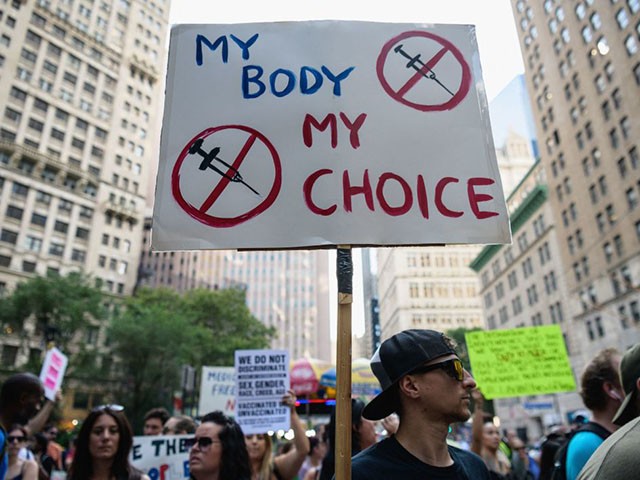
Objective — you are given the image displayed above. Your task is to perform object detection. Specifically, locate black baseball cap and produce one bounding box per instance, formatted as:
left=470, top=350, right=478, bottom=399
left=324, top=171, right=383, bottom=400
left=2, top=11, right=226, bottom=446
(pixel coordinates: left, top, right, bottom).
left=362, top=329, right=456, bottom=420
left=612, top=343, right=640, bottom=426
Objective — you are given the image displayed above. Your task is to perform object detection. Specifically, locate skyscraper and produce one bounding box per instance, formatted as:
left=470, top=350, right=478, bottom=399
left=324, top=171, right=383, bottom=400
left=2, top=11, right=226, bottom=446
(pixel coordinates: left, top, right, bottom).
left=0, top=0, right=170, bottom=365
left=510, top=0, right=640, bottom=365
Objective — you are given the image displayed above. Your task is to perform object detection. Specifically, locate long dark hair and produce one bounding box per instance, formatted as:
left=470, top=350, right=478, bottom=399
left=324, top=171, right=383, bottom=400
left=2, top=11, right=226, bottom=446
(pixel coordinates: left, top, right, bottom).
left=319, top=399, right=366, bottom=480
left=68, top=407, right=140, bottom=480
left=191, top=411, right=251, bottom=480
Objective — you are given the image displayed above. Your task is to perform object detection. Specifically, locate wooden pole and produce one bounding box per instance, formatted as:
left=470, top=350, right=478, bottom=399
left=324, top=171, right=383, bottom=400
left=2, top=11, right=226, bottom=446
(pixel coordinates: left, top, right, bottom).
left=335, top=246, right=353, bottom=480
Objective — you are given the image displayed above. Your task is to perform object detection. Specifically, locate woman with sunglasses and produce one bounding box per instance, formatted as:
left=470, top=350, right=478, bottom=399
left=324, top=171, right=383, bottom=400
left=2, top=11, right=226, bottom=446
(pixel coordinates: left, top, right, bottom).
left=5, top=425, right=38, bottom=480
left=188, top=410, right=251, bottom=480
left=68, top=405, right=149, bottom=480
left=245, top=390, right=309, bottom=480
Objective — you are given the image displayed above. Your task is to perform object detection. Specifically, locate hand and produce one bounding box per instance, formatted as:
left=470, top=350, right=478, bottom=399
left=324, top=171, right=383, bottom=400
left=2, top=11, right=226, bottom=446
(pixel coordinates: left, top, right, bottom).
left=281, top=390, right=298, bottom=412
left=381, top=413, right=399, bottom=435
left=471, top=388, right=484, bottom=407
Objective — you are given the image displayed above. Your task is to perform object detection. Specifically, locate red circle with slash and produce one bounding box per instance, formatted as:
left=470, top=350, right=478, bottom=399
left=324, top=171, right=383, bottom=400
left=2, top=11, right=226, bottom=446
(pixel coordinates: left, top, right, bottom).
left=171, top=125, right=282, bottom=228
left=376, top=30, right=471, bottom=112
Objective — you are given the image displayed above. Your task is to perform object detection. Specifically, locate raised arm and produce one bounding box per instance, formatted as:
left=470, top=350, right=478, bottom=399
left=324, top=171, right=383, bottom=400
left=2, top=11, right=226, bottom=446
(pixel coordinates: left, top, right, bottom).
left=470, top=388, right=485, bottom=455
left=273, top=390, right=311, bottom=480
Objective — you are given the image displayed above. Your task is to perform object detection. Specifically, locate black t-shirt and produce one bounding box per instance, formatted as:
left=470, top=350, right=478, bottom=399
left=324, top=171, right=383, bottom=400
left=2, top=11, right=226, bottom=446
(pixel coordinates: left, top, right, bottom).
left=348, top=436, right=491, bottom=480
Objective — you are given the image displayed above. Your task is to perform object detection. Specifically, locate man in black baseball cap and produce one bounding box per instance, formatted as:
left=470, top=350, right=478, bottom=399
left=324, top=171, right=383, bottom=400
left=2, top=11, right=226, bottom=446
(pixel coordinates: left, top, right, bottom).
left=350, top=329, right=490, bottom=480
left=578, top=342, right=640, bottom=479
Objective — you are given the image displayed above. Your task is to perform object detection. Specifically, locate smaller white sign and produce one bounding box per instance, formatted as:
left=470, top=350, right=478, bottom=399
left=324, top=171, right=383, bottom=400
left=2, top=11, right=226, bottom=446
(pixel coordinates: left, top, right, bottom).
left=130, top=435, right=191, bottom=480
left=39, top=348, right=68, bottom=402
left=198, top=366, right=235, bottom=416
left=235, top=349, right=290, bottom=434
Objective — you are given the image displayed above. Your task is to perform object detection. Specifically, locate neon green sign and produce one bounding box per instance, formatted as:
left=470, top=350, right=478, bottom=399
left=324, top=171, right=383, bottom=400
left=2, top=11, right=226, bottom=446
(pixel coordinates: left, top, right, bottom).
left=466, top=325, right=576, bottom=399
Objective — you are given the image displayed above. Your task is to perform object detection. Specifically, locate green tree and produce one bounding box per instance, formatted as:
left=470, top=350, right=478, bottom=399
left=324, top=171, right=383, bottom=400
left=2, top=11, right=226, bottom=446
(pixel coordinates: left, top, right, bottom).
left=0, top=271, right=106, bottom=376
left=108, top=286, right=274, bottom=431
left=183, top=287, right=275, bottom=366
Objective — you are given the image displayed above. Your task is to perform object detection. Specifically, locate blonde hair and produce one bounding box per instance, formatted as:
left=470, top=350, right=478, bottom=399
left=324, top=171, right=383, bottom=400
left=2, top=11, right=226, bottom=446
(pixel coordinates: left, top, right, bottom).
left=254, top=433, right=273, bottom=480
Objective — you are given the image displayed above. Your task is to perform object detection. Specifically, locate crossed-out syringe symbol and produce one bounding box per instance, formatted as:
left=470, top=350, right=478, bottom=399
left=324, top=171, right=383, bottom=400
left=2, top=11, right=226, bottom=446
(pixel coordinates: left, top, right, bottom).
left=393, top=44, right=455, bottom=96
left=188, top=138, right=261, bottom=196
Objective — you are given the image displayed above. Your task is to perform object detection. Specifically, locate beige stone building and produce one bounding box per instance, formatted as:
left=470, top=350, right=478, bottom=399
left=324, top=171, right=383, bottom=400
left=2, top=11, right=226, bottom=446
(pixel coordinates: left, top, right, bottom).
left=0, top=0, right=170, bottom=410
left=510, top=0, right=640, bottom=372
left=471, top=162, right=583, bottom=439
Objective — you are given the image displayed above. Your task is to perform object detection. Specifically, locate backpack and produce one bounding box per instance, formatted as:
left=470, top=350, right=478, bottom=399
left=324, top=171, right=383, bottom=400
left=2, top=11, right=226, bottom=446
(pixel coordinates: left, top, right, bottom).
left=544, top=422, right=610, bottom=480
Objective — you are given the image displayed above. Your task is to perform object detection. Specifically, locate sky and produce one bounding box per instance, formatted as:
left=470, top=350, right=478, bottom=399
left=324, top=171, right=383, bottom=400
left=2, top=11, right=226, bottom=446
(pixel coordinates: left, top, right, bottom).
left=168, top=0, right=525, bottom=102
left=166, top=0, right=526, bottom=341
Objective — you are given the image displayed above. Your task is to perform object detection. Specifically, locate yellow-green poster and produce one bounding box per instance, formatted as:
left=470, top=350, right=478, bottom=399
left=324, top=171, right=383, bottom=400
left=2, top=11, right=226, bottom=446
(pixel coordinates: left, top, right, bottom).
left=465, top=325, right=576, bottom=399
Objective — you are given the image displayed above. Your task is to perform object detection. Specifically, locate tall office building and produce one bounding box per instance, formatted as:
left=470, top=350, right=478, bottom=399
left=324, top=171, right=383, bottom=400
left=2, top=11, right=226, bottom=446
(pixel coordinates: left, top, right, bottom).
left=0, top=0, right=170, bottom=368
left=510, top=0, right=640, bottom=367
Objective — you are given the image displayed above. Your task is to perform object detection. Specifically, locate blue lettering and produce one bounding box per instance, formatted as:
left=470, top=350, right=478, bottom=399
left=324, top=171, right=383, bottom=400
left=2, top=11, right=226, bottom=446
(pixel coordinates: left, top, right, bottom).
left=230, top=33, right=259, bottom=60
left=321, top=66, right=355, bottom=96
left=242, top=66, right=266, bottom=99
left=183, top=459, right=190, bottom=477
left=270, top=69, right=296, bottom=97
left=300, top=67, right=323, bottom=95
left=148, top=468, right=159, bottom=480
left=195, top=35, right=228, bottom=65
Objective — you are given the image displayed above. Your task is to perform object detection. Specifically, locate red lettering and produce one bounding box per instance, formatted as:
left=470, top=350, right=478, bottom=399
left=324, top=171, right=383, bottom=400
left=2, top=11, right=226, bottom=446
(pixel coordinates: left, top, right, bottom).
left=468, top=177, right=499, bottom=219
left=376, top=172, right=412, bottom=216
left=339, top=112, right=367, bottom=149
left=416, top=174, right=429, bottom=219
left=302, top=113, right=337, bottom=148
left=343, top=169, right=374, bottom=212
left=160, top=464, right=169, bottom=480
left=435, top=177, right=463, bottom=218
left=303, top=169, right=336, bottom=216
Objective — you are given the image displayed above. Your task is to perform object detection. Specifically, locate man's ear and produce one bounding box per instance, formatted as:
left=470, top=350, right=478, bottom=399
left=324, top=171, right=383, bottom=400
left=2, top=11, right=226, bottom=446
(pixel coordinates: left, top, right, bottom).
left=398, top=375, right=420, bottom=399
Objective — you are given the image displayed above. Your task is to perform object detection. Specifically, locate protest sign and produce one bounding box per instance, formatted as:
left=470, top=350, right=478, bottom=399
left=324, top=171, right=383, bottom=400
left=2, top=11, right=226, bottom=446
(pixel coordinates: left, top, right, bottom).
left=152, top=21, right=510, bottom=250
left=198, top=366, right=235, bottom=416
left=130, top=435, right=190, bottom=480
left=466, top=325, right=576, bottom=399
left=235, top=349, right=290, bottom=434
left=39, top=347, right=68, bottom=401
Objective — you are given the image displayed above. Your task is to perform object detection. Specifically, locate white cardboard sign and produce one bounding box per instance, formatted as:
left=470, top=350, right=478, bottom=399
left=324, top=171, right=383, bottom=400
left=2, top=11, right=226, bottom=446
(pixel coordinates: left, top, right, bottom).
left=130, top=435, right=190, bottom=479
left=39, top=347, right=68, bottom=402
left=198, top=366, right=235, bottom=416
left=234, top=349, right=290, bottom=434
left=153, top=21, right=510, bottom=250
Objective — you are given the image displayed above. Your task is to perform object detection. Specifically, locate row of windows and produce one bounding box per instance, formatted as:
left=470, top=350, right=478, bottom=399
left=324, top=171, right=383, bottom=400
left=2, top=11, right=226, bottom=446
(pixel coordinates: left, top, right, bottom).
left=486, top=300, right=564, bottom=330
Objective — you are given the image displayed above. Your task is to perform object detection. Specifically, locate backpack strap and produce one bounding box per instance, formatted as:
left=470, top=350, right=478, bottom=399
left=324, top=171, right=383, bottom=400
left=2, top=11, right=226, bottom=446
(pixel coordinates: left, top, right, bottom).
left=576, top=421, right=611, bottom=440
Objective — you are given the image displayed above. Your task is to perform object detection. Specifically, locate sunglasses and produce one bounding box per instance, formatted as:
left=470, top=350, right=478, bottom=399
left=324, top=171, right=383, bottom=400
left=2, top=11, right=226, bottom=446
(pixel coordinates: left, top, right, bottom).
left=92, top=404, right=125, bottom=412
left=184, top=436, right=222, bottom=450
left=8, top=435, right=26, bottom=443
left=410, top=358, right=465, bottom=382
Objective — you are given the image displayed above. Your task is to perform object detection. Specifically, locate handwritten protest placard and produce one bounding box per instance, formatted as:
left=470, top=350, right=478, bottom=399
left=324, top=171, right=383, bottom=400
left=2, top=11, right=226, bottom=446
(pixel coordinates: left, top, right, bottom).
left=152, top=21, right=510, bottom=250
left=39, top=348, right=68, bottom=401
left=235, top=349, right=290, bottom=434
left=198, top=366, right=235, bottom=416
left=466, top=325, right=576, bottom=399
left=130, top=435, right=190, bottom=480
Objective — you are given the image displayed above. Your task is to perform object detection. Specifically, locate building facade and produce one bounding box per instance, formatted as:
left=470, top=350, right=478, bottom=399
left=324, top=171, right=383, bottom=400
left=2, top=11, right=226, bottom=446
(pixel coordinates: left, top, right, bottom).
left=510, top=0, right=640, bottom=371
left=471, top=162, right=583, bottom=439
left=0, top=0, right=170, bottom=413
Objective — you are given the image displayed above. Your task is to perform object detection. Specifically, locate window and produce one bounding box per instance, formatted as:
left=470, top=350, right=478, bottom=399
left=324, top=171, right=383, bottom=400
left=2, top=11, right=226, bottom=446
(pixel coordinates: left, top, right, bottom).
left=0, top=229, right=18, bottom=245
left=625, top=35, right=638, bottom=55
left=31, top=213, right=46, bottom=227
left=54, top=220, right=68, bottom=233
left=581, top=26, right=593, bottom=43
left=76, top=227, right=90, bottom=240
left=49, top=243, right=64, bottom=256
left=71, top=249, right=86, bottom=262
left=25, top=235, right=42, bottom=252
left=6, top=205, right=24, bottom=220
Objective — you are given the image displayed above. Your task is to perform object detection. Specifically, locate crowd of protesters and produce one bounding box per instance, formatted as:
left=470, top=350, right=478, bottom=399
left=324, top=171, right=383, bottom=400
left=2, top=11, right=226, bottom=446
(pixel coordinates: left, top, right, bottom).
left=2, top=332, right=639, bottom=480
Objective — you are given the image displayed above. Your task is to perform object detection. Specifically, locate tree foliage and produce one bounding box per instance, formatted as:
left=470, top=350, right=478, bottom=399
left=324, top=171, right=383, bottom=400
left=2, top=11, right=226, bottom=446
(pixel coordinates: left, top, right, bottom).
left=108, top=287, right=274, bottom=430
left=0, top=271, right=106, bottom=375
